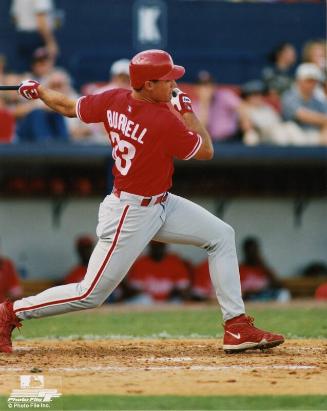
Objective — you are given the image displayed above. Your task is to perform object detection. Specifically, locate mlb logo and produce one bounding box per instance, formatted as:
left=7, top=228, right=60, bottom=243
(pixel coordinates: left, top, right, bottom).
left=20, top=375, right=45, bottom=389
left=182, top=96, right=191, bottom=104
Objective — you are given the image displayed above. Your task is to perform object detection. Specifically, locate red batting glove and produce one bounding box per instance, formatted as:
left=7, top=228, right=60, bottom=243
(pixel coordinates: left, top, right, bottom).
left=171, top=88, right=193, bottom=115
left=18, top=80, right=41, bottom=100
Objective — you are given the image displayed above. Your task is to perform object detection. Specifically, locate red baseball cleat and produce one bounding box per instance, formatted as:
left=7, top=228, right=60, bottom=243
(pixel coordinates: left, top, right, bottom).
left=0, top=300, right=22, bottom=353
left=223, top=314, right=284, bottom=353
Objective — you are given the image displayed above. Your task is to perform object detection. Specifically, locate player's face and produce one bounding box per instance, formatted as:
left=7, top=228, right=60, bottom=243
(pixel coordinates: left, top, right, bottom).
left=147, top=80, right=174, bottom=102
left=298, top=78, right=318, bottom=95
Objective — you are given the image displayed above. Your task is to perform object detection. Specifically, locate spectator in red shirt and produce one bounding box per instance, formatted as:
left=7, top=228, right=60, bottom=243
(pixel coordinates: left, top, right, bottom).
left=191, top=260, right=214, bottom=301
left=315, top=283, right=327, bottom=300
left=191, top=237, right=291, bottom=302
left=239, top=237, right=290, bottom=302
left=0, top=99, right=15, bottom=143
left=0, top=253, right=23, bottom=303
left=126, top=241, right=190, bottom=303
left=63, top=235, right=95, bottom=284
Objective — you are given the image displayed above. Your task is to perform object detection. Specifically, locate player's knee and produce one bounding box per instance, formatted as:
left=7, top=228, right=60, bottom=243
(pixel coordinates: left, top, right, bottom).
left=76, top=284, right=103, bottom=309
left=205, top=222, right=235, bottom=253
left=221, top=222, right=235, bottom=242
left=213, top=220, right=235, bottom=242
left=81, top=295, right=102, bottom=309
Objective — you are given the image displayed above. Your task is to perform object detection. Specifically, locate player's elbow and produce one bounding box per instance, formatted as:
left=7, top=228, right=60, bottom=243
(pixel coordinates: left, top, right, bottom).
left=194, top=146, right=214, bottom=160
left=64, top=103, right=77, bottom=118
left=204, top=147, right=214, bottom=160
left=65, top=110, right=77, bottom=118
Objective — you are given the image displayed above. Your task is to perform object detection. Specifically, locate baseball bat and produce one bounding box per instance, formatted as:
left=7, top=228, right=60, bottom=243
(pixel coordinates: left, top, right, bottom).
left=0, top=85, right=20, bottom=90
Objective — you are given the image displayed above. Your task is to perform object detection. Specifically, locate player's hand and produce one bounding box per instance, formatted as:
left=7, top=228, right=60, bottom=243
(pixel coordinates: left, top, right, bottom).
left=171, top=88, right=193, bottom=115
left=18, top=80, right=41, bottom=100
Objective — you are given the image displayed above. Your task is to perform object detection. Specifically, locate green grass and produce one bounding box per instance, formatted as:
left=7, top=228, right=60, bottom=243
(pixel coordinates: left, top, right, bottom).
left=1, top=395, right=327, bottom=410
left=14, top=305, right=327, bottom=341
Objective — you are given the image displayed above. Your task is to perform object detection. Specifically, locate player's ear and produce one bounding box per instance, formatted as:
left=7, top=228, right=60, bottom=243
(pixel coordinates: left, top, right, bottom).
left=143, top=80, right=154, bottom=91
left=143, top=80, right=153, bottom=90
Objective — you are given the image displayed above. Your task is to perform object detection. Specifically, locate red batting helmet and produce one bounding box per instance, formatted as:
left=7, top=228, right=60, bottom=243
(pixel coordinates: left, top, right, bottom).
left=129, top=49, right=185, bottom=89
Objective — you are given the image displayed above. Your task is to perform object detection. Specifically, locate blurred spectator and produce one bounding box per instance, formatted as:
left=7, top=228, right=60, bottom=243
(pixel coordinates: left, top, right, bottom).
left=3, top=66, right=72, bottom=144
left=0, top=71, right=22, bottom=143
left=239, top=237, right=290, bottom=302
left=0, top=54, right=7, bottom=84
left=11, top=0, right=59, bottom=71
left=238, top=80, right=309, bottom=145
left=44, top=68, right=75, bottom=96
left=126, top=242, right=190, bottom=303
left=0, top=97, right=15, bottom=143
left=0, top=242, right=23, bottom=303
left=302, top=40, right=326, bottom=72
left=2, top=65, right=104, bottom=144
left=192, top=70, right=241, bottom=142
left=15, top=68, right=71, bottom=143
left=282, top=63, right=327, bottom=144
left=95, top=59, right=131, bottom=94
left=301, top=261, right=327, bottom=277
left=44, top=68, right=100, bottom=142
left=2, top=72, right=24, bottom=104
left=323, top=76, right=327, bottom=100
left=1, top=72, right=33, bottom=142
left=28, top=48, right=55, bottom=82
left=315, top=283, right=327, bottom=301
left=191, top=260, right=215, bottom=301
left=262, top=42, right=297, bottom=95
left=63, top=235, right=95, bottom=284
left=302, top=40, right=327, bottom=103
left=16, top=104, right=69, bottom=143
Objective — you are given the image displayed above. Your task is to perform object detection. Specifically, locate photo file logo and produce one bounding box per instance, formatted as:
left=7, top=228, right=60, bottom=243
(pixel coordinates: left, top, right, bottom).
left=7, top=375, right=62, bottom=408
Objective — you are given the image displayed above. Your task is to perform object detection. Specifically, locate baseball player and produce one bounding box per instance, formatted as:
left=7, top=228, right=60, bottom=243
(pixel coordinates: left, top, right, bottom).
left=0, top=50, right=284, bottom=354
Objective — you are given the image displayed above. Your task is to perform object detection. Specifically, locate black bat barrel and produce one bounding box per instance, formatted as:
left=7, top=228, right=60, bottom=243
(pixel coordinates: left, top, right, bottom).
left=0, top=85, right=20, bottom=91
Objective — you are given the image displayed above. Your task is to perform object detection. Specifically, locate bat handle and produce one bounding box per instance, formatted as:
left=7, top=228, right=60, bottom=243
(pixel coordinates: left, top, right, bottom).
left=0, top=85, right=20, bottom=91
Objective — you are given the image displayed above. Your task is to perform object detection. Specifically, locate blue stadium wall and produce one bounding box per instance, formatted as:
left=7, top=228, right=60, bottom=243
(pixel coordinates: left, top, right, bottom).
left=0, top=0, right=325, bottom=88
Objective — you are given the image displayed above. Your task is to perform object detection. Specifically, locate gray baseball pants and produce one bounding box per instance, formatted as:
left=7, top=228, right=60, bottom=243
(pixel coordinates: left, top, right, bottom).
left=14, top=192, right=245, bottom=321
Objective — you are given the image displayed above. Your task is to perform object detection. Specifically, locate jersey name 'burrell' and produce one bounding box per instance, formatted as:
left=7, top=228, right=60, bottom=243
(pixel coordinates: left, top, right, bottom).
left=107, top=109, right=147, bottom=144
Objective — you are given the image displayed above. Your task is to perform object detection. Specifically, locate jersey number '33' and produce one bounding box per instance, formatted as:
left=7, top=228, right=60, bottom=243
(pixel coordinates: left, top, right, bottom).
left=110, top=131, right=136, bottom=176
